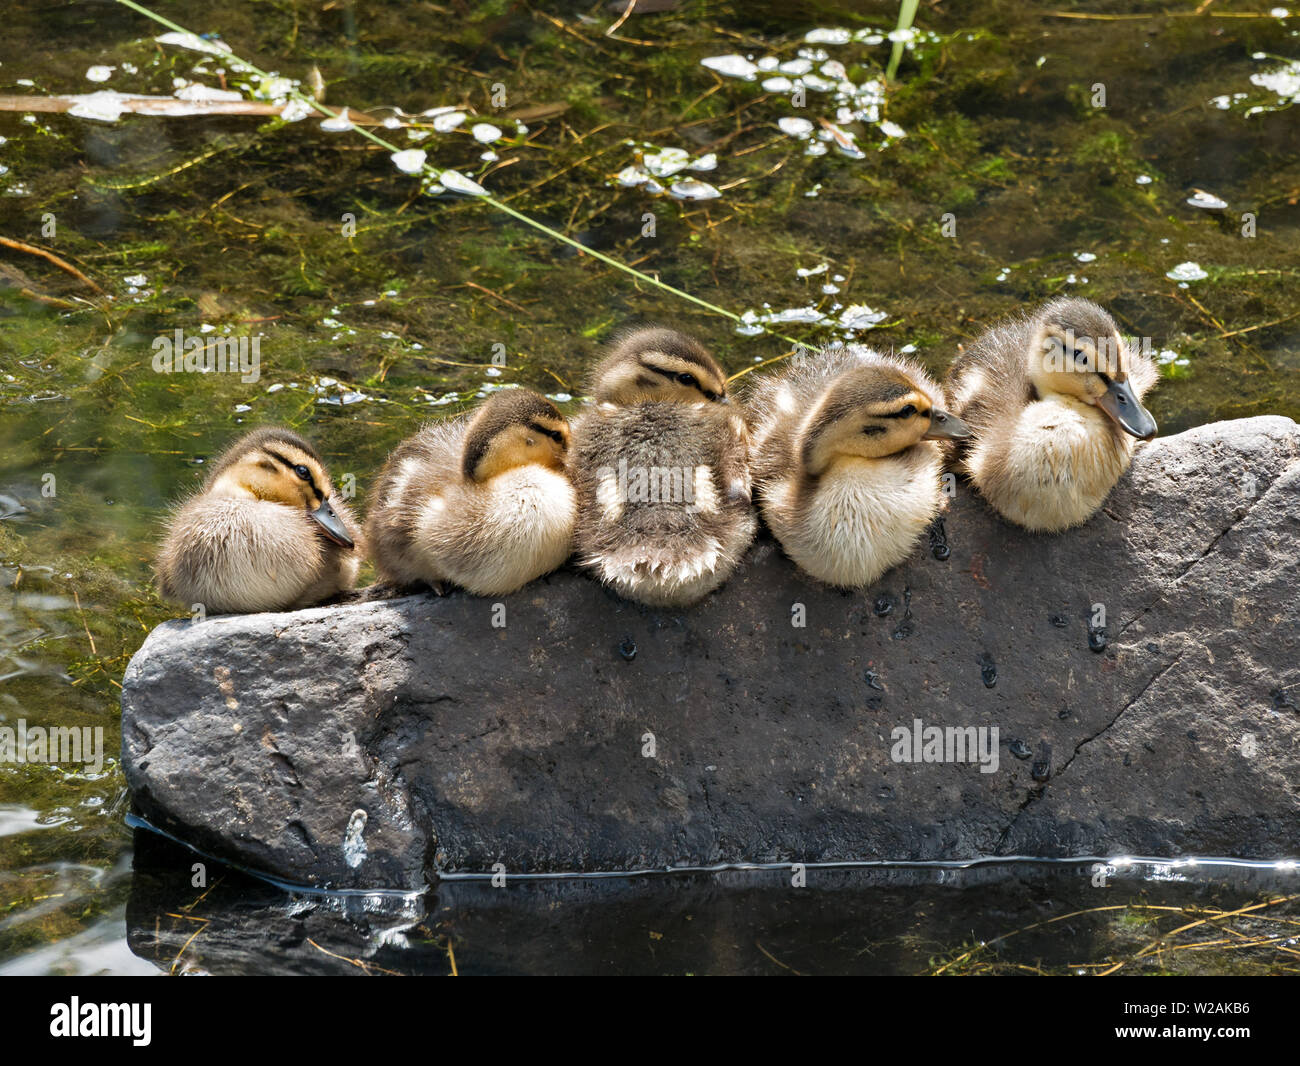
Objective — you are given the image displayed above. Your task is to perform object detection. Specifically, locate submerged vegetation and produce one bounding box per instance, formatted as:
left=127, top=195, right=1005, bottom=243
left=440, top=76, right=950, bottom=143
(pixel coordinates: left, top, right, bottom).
left=1, top=0, right=1298, bottom=973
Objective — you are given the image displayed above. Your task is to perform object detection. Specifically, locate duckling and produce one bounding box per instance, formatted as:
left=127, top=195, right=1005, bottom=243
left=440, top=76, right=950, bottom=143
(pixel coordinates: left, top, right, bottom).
left=569, top=327, right=756, bottom=607
left=943, top=298, right=1158, bottom=532
left=365, top=389, right=575, bottom=596
left=746, top=346, right=970, bottom=589
left=156, top=427, right=361, bottom=614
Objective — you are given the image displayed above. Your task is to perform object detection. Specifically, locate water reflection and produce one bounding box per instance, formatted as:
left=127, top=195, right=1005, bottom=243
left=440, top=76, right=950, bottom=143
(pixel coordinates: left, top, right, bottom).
left=121, top=831, right=1299, bottom=977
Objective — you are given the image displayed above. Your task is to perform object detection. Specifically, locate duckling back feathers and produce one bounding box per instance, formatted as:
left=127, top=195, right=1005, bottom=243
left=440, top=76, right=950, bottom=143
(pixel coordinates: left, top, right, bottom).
left=570, top=400, right=755, bottom=606
left=570, top=328, right=755, bottom=607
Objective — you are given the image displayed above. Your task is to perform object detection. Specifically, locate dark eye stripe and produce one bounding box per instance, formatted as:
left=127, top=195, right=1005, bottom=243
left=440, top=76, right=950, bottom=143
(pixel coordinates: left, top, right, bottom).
left=264, top=448, right=324, bottom=502
left=646, top=363, right=716, bottom=397
left=527, top=422, right=566, bottom=444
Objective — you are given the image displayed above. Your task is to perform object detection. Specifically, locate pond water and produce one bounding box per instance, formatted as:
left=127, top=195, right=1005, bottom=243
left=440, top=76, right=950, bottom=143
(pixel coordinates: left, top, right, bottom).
left=1, top=1, right=1297, bottom=975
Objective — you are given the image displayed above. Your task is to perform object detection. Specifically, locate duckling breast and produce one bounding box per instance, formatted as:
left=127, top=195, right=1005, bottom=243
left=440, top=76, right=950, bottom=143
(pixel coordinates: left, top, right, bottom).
left=764, top=445, right=944, bottom=589
left=968, top=398, right=1135, bottom=532
left=415, top=466, right=577, bottom=596
left=157, top=496, right=332, bottom=614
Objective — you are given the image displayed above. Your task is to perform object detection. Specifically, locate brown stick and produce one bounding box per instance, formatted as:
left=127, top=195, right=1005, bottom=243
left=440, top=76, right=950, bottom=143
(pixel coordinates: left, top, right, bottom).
left=13, top=287, right=81, bottom=309
left=0, top=93, right=390, bottom=124
left=0, top=236, right=104, bottom=294
left=0, top=93, right=281, bottom=117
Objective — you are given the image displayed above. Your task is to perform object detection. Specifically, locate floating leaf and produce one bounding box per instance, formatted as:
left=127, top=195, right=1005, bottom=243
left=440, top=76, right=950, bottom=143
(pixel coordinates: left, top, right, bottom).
left=391, top=149, right=427, bottom=174
left=1166, top=262, right=1209, bottom=282
left=441, top=170, right=488, bottom=197
left=778, top=117, right=814, bottom=137
left=701, top=55, right=759, bottom=79
left=668, top=179, right=721, bottom=201
left=320, top=107, right=354, bottom=132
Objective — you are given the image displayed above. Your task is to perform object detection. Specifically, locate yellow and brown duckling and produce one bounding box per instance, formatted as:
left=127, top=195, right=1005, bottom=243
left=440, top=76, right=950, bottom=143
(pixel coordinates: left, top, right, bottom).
left=365, top=388, right=576, bottom=596
left=747, top=346, right=970, bottom=589
left=156, top=427, right=361, bottom=614
left=569, top=327, right=756, bottom=607
left=943, top=297, right=1159, bottom=532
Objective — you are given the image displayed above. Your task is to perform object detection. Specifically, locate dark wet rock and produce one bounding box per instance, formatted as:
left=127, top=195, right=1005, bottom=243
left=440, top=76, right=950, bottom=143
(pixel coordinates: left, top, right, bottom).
left=121, top=417, right=1300, bottom=889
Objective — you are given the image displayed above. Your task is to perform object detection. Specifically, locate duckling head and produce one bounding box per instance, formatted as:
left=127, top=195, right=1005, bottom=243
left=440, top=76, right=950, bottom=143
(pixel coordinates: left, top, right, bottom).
left=462, top=389, right=569, bottom=482
left=798, top=358, right=970, bottom=476
left=589, top=327, right=729, bottom=407
left=205, top=427, right=354, bottom=546
left=1027, top=298, right=1158, bottom=440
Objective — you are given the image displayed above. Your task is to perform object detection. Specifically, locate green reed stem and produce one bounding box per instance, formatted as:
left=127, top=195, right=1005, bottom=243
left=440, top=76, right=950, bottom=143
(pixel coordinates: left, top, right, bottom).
left=113, top=0, right=807, bottom=350
left=886, top=0, right=921, bottom=83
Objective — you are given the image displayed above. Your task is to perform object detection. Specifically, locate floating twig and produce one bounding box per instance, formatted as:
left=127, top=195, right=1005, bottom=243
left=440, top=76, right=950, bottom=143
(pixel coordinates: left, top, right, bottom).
left=0, top=236, right=104, bottom=293
left=0, top=92, right=391, bottom=123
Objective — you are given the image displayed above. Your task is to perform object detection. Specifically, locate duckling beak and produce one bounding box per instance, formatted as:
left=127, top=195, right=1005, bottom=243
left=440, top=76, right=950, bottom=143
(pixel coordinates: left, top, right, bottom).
left=1097, top=378, right=1158, bottom=440
left=922, top=408, right=972, bottom=441
left=310, top=498, right=354, bottom=548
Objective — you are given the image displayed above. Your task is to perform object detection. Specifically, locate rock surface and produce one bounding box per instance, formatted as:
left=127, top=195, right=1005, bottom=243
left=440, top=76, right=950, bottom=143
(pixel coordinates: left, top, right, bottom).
left=121, top=417, right=1300, bottom=890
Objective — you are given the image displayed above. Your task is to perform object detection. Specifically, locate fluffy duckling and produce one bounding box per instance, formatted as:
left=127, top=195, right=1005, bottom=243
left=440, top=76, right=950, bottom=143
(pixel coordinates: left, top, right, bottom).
left=569, top=328, right=755, bottom=607
left=943, top=298, right=1158, bottom=532
left=365, top=389, right=575, bottom=596
left=156, top=427, right=361, bottom=614
left=747, top=346, right=970, bottom=589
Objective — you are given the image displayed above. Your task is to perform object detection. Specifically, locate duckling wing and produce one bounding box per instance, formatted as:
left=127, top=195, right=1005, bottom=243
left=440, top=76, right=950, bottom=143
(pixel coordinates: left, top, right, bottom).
left=365, top=419, right=466, bottom=586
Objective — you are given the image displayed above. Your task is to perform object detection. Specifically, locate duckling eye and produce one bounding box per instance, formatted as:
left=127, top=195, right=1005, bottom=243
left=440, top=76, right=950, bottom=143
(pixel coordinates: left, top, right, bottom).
left=898, top=404, right=916, bottom=418
left=676, top=372, right=698, bottom=387
left=1072, top=349, right=1089, bottom=365
left=293, top=464, right=311, bottom=481
left=546, top=429, right=564, bottom=444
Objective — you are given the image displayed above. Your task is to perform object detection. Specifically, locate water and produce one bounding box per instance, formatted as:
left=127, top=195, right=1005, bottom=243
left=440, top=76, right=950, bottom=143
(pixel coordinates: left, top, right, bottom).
left=1, top=1, right=1297, bottom=975
left=107, top=831, right=1300, bottom=976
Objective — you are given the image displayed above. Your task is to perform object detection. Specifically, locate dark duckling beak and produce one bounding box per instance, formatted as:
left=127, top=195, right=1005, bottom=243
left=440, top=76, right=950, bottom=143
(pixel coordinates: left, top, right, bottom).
left=923, top=408, right=972, bottom=441
left=310, top=498, right=354, bottom=548
left=1097, top=378, right=1157, bottom=440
